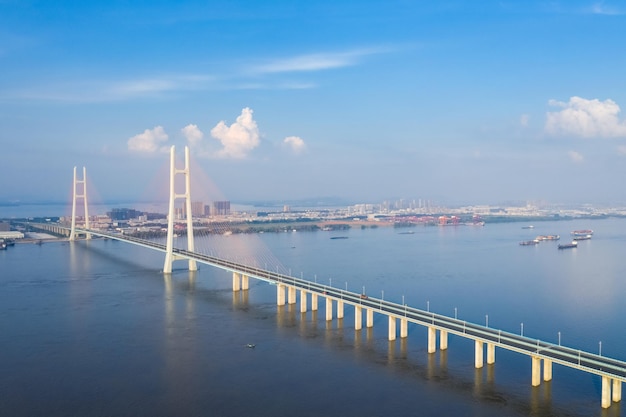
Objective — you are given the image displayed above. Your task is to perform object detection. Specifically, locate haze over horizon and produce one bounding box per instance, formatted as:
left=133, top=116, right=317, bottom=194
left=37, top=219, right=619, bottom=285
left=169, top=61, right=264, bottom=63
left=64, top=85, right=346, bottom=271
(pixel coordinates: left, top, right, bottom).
left=2, top=1, right=626, bottom=208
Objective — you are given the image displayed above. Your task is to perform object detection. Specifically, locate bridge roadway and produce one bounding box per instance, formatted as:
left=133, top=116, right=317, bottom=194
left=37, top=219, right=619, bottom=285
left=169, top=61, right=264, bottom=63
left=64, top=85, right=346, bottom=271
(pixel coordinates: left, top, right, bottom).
left=70, top=230, right=626, bottom=408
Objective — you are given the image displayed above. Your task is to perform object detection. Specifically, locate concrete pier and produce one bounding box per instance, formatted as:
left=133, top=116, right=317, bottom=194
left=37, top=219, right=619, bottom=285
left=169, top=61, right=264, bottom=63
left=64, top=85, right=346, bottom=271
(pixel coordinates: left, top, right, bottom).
left=288, top=286, right=296, bottom=304
left=277, top=284, right=285, bottom=306
left=475, top=340, right=484, bottom=368
left=326, top=297, right=333, bottom=321
left=428, top=327, right=436, bottom=353
left=337, top=301, right=344, bottom=319
left=241, top=274, right=249, bottom=290
left=613, top=379, right=622, bottom=403
left=388, top=317, right=396, bottom=341
left=487, top=343, right=495, bottom=365
left=366, top=309, right=374, bottom=328
left=531, top=356, right=541, bottom=387
left=543, top=359, right=552, bottom=381
left=440, top=330, right=448, bottom=350
left=300, top=290, right=307, bottom=313
left=311, top=293, right=318, bottom=311
left=232, top=272, right=240, bottom=291
left=400, top=319, right=408, bottom=338
left=602, top=376, right=611, bottom=409
left=355, top=307, right=362, bottom=330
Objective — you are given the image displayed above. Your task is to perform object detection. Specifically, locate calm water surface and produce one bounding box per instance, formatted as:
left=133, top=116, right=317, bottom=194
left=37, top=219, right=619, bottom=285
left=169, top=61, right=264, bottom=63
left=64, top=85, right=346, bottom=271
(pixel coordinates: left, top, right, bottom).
left=1, top=218, right=625, bottom=416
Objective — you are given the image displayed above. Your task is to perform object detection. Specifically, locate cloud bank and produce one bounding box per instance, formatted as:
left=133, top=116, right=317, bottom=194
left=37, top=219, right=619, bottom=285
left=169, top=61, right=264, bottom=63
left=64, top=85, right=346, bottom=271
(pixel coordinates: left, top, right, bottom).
left=545, top=96, right=626, bottom=138
left=130, top=108, right=306, bottom=160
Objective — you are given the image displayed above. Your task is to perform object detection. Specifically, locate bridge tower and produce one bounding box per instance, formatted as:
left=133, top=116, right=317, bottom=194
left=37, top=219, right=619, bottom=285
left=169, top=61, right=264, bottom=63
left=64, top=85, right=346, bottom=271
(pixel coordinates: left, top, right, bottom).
left=69, top=166, right=91, bottom=241
left=163, top=146, right=197, bottom=273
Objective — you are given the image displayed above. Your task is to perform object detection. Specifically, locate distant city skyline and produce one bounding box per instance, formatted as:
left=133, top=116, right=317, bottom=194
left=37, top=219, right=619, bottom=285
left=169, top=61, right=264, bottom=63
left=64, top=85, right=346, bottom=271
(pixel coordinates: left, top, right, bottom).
left=2, top=1, right=626, bottom=207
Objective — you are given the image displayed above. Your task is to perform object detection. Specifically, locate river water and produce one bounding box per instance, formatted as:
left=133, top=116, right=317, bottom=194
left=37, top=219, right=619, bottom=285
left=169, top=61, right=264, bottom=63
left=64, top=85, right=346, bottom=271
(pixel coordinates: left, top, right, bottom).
left=1, top=217, right=625, bottom=416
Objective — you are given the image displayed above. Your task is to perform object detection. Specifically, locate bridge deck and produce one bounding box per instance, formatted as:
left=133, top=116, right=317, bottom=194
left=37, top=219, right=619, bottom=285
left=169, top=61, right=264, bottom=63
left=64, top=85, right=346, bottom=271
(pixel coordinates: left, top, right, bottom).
left=68, top=227, right=626, bottom=383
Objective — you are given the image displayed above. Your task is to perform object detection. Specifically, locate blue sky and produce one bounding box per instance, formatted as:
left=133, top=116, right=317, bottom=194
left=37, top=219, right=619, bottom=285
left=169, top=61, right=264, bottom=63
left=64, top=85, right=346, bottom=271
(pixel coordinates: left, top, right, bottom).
left=1, top=0, right=626, bottom=208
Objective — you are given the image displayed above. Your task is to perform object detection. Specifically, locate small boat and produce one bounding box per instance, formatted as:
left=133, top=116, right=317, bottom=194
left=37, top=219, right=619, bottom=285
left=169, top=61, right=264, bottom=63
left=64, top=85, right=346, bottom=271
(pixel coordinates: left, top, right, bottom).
left=519, top=240, right=540, bottom=246
left=0, top=239, right=6, bottom=250
left=398, top=231, right=415, bottom=235
left=330, top=236, right=348, bottom=240
left=522, top=225, right=534, bottom=229
left=246, top=343, right=256, bottom=349
left=558, top=241, right=578, bottom=249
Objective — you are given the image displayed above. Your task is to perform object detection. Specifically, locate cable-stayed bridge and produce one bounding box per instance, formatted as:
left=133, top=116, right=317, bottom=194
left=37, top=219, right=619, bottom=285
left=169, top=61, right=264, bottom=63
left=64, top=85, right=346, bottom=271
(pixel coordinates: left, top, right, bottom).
left=25, top=146, right=626, bottom=410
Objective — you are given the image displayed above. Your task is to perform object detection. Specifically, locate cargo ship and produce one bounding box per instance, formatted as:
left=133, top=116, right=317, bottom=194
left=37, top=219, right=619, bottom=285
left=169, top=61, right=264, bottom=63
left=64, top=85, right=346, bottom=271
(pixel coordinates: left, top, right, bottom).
left=535, top=235, right=560, bottom=241
left=571, top=229, right=593, bottom=236
left=558, top=241, right=578, bottom=249
left=519, top=239, right=540, bottom=246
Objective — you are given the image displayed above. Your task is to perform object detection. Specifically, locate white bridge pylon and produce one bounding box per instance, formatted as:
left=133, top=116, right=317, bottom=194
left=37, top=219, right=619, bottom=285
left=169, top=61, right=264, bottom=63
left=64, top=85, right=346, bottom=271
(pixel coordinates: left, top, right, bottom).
left=69, top=166, right=91, bottom=241
left=163, top=145, right=197, bottom=274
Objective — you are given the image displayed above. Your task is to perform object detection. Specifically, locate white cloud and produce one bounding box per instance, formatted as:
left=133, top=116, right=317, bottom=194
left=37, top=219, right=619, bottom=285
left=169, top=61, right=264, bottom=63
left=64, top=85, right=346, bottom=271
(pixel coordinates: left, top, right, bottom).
left=181, top=124, right=204, bottom=146
left=128, top=126, right=169, bottom=153
left=568, top=150, right=584, bottom=163
left=545, top=96, right=626, bottom=138
left=283, top=136, right=306, bottom=154
left=253, top=47, right=389, bottom=74
left=210, top=108, right=260, bottom=158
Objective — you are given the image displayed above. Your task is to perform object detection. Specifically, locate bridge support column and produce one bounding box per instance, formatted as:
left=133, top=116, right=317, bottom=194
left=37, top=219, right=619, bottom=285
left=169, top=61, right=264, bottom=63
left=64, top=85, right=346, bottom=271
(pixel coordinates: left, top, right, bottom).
left=337, top=301, right=344, bottom=319
left=602, top=376, right=611, bottom=409
left=355, top=307, right=362, bottom=330
left=388, top=317, right=396, bottom=341
left=400, top=319, right=408, bottom=338
left=543, top=359, right=552, bottom=381
left=366, top=309, right=374, bottom=328
left=325, top=297, right=333, bottom=321
left=241, top=275, right=249, bottom=290
left=288, top=286, right=296, bottom=304
left=277, top=284, right=285, bottom=306
left=311, top=294, right=318, bottom=311
left=487, top=343, right=496, bottom=365
left=232, top=272, right=241, bottom=291
left=300, top=290, right=307, bottom=313
left=428, top=327, right=436, bottom=353
left=613, top=379, right=622, bottom=403
left=531, top=356, right=541, bottom=387
left=475, top=340, right=484, bottom=368
left=440, top=330, right=448, bottom=350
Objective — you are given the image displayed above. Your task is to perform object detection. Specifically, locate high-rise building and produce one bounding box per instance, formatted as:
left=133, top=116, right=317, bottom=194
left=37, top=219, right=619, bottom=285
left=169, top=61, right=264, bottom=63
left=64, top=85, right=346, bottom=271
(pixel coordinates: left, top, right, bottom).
left=191, top=201, right=204, bottom=217
left=213, top=201, right=230, bottom=216
left=108, top=208, right=141, bottom=221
